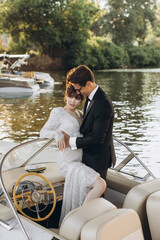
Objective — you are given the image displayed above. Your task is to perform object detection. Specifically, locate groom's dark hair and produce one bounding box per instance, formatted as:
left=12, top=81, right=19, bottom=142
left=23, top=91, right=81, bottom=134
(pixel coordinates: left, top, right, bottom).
left=65, top=84, right=83, bottom=101
left=66, top=65, right=95, bottom=87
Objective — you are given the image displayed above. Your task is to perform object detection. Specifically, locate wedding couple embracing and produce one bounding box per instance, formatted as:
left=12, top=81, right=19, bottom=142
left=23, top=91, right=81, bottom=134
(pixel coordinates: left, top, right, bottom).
left=40, top=65, right=116, bottom=224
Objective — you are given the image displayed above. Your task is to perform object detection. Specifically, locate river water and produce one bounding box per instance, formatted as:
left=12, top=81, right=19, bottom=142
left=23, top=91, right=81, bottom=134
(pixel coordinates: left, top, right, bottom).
left=0, top=69, right=160, bottom=177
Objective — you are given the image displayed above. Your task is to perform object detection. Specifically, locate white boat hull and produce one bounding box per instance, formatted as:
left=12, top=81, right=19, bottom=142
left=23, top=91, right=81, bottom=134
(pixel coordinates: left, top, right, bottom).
left=0, top=76, right=40, bottom=96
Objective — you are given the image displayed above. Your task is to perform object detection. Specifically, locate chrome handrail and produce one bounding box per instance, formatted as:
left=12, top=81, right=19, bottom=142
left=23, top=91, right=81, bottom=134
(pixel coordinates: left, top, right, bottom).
left=0, top=163, right=31, bottom=239
left=113, top=137, right=156, bottom=180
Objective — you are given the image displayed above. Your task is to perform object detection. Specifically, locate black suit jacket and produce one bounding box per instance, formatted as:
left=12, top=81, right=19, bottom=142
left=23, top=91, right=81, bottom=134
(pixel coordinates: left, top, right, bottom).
left=76, top=87, right=116, bottom=172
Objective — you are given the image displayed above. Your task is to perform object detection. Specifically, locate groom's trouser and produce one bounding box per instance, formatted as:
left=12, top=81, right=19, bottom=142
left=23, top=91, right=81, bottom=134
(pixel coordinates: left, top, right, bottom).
left=98, top=169, right=108, bottom=181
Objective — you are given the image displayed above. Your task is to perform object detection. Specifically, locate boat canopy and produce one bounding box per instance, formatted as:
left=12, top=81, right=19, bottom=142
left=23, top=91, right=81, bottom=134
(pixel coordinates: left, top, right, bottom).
left=0, top=53, right=30, bottom=70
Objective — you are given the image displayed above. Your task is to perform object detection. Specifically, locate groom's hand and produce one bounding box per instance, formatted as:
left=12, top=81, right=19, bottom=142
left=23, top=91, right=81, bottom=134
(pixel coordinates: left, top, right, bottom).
left=62, top=131, right=70, bottom=148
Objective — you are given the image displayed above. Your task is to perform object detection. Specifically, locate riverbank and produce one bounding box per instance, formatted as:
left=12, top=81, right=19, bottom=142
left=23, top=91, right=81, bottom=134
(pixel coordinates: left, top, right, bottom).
left=21, top=55, right=64, bottom=72
left=22, top=52, right=160, bottom=72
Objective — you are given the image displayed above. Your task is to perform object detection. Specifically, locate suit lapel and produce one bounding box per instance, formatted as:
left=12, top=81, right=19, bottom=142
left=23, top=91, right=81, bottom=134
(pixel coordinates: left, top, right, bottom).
left=81, top=87, right=102, bottom=125
left=82, top=99, right=95, bottom=122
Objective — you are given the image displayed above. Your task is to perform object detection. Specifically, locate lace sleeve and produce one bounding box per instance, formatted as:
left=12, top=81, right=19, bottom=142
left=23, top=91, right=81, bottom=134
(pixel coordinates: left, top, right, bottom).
left=40, top=108, right=64, bottom=142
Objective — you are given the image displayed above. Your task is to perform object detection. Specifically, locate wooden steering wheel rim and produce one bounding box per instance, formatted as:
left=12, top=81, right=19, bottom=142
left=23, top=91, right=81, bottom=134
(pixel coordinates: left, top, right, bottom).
left=13, top=172, right=56, bottom=222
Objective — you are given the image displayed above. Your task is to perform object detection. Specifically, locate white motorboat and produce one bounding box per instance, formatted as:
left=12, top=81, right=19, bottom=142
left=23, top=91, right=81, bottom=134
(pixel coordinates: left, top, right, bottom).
left=0, top=138, right=159, bottom=240
left=0, top=54, right=40, bottom=96
left=0, top=74, right=40, bottom=96
left=0, top=53, right=54, bottom=92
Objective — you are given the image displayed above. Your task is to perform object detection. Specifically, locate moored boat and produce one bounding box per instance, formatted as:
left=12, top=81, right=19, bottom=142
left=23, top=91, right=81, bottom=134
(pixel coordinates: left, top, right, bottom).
left=0, top=74, right=40, bottom=96
left=0, top=53, right=54, bottom=90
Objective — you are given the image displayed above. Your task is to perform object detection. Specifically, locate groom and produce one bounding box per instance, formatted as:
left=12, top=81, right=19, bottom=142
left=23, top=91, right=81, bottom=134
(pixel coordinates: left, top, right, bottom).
left=62, top=65, right=116, bottom=180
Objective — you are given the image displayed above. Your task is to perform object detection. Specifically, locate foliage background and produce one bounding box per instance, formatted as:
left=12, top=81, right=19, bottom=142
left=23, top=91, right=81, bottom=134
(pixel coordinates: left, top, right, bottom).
left=0, top=0, right=160, bottom=69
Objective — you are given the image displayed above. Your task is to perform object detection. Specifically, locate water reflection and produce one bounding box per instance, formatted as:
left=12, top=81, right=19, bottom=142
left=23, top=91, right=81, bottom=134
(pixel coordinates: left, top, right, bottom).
left=0, top=70, right=160, bottom=176
left=96, top=71, right=160, bottom=177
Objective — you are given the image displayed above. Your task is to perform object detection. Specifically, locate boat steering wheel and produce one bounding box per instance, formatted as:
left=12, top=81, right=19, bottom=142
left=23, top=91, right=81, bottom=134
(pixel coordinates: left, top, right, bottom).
left=13, top=172, right=56, bottom=222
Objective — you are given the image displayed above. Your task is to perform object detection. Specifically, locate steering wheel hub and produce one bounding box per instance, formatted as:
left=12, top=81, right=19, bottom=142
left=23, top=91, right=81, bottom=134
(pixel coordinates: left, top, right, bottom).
left=31, top=190, right=41, bottom=203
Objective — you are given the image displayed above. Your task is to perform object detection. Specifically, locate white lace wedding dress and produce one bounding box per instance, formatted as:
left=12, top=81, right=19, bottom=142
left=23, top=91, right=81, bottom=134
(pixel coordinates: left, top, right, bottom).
left=40, top=107, right=99, bottom=223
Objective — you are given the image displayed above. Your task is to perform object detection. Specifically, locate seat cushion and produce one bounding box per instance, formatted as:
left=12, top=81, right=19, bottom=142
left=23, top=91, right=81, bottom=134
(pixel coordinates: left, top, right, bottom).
left=81, top=209, right=144, bottom=240
left=146, top=190, right=160, bottom=240
left=59, top=198, right=116, bottom=240
left=123, top=178, right=160, bottom=239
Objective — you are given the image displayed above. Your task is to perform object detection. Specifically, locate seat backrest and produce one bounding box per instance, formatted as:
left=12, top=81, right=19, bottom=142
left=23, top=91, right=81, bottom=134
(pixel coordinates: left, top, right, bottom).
left=59, top=198, right=116, bottom=240
left=122, top=178, right=160, bottom=240
left=146, top=190, right=160, bottom=240
left=81, top=208, right=144, bottom=240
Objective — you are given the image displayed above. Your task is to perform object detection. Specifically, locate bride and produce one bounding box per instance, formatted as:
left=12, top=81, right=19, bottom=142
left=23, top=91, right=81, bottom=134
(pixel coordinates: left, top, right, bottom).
left=40, top=84, right=106, bottom=223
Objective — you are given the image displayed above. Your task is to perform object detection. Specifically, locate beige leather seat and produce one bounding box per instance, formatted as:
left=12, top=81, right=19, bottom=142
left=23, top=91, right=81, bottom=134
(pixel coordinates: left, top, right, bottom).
left=81, top=208, right=144, bottom=240
left=146, top=190, right=160, bottom=240
left=122, top=178, right=160, bottom=240
left=59, top=198, right=144, bottom=240
left=59, top=198, right=116, bottom=240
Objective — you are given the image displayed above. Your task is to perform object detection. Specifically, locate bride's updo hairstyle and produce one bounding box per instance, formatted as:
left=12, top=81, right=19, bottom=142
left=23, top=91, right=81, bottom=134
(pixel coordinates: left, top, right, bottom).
left=65, top=84, right=83, bottom=101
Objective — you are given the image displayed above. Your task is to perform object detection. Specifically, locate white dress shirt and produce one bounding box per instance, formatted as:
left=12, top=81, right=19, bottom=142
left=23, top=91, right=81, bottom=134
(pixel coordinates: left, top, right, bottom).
left=69, top=85, right=99, bottom=150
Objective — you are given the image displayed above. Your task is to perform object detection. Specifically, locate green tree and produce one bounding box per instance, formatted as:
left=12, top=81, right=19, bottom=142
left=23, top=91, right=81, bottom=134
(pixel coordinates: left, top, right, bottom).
left=152, top=3, right=160, bottom=38
left=0, top=0, right=98, bottom=57
left=97, top=0, right=157, bottom=46
left=60, top=0, right=99, bottom=67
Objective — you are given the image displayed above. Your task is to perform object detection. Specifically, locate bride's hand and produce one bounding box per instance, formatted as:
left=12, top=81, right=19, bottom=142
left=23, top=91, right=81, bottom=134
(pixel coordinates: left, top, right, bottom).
left=57, top=137, right=66, bottom=151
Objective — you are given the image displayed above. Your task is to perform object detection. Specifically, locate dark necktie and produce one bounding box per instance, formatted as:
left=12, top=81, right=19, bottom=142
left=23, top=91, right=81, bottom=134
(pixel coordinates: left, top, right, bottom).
left=83, top=97, right=90, bottom=116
